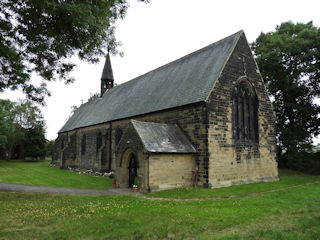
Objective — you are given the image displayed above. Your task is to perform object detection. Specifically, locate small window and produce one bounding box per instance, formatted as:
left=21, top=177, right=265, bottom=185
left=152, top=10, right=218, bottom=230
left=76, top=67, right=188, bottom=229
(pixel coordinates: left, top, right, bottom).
left=81, top=134, right=86, bottom=155
left=232, top=78, right=259, bottom=144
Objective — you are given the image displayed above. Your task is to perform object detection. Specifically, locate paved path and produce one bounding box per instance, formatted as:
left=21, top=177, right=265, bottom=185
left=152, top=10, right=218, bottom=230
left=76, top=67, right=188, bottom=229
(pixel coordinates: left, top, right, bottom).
left=0, top=182, right=142, bottom=196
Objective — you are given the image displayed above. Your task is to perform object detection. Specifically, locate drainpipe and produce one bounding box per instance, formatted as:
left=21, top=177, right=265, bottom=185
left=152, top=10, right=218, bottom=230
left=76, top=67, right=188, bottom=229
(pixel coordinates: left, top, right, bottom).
left=147, top=153, right=151, bottom=192
left=109, top=122, right=112, bottom=171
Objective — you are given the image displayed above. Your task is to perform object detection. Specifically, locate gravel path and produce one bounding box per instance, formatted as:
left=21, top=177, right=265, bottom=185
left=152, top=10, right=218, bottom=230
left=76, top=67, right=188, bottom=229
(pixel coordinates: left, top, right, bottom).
left=0, top=182, right=142, bottom=196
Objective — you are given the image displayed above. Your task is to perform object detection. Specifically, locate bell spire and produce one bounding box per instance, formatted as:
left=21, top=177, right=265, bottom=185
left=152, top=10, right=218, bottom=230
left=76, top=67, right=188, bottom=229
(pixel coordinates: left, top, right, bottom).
left=100, top=53, right=114, bottom=97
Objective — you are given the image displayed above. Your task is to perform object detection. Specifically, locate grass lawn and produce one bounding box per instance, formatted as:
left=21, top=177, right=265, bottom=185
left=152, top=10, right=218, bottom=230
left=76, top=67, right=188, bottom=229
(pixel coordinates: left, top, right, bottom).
left=146, top=169, right=320, bottom=199
left=0, top=159, right=112, bottom=189
left=0, top=182, right=320, bottom=239
left=1, top=161, right=320, bottom=239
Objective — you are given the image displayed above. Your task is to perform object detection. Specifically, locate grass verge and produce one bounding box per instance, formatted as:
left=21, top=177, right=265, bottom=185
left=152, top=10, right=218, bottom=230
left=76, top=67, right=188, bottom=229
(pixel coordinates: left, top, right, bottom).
left=0, top=159, right=112, bottom=190
left=146, top=169, right=320, bottom=199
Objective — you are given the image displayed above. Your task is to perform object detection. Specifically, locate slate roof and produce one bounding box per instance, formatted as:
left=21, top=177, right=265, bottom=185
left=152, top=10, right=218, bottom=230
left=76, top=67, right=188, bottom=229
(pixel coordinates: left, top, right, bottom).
left=131, top=120, right=197, bottom=153
left=59, top=31, right=243, bottom=133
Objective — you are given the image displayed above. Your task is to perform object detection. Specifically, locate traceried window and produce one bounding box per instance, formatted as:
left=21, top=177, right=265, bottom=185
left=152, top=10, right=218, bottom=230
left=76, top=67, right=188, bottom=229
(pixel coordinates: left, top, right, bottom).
left=232, top=78, right=259, bottom=144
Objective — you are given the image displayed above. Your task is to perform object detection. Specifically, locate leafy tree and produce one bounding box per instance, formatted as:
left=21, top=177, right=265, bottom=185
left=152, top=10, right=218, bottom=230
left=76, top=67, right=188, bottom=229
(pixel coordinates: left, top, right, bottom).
left=0, top=100, right=15, bottom=151
left=12, top=100, right=46, bottom=159
left=25, top=122, right=47, bottom=159
left=45, top=140, right=55, bottom=157
left=252, top=21, right=320, bottom=169
left=0, top=0, right=146, bottom=103
left=0, top=99, right=46, bottom=159
left=13, top=100, right=44, bottom=129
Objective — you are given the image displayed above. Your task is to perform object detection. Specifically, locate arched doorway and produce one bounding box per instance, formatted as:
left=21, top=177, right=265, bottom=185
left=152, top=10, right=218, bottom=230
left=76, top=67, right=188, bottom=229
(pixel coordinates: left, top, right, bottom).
left=119, top=148, right=139, bottom=188
left=128, top=155, right=137, bottom=188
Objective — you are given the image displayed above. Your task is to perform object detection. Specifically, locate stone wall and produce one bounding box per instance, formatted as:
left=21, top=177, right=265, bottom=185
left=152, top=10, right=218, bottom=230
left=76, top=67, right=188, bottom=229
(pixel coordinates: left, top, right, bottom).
left=53, top=102, right=207, bottom=189
left=52, top=134, right=65, bottom=167
left=62, top=131, right=77, bottom=168
left=52, top=132, right=77, bottom=168
left=54, top=103, right=207, bottom=187
left=148, top=153, right=196, bottom=191
left=206, top=33, right=279, bottom=188
left=54, top=123, right=112, bottom=171
left=110, top=102, right=208, bottom=185
left=77, top=124, right=111, bottom=171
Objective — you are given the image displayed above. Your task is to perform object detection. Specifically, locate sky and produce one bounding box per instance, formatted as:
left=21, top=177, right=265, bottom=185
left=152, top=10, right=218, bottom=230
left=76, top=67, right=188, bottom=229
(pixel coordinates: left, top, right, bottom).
left=1, top=0, right=320, bottom=143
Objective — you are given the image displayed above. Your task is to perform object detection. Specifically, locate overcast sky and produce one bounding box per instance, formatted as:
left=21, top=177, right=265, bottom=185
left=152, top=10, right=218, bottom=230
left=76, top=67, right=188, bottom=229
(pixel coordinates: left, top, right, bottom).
left=2, top=0, right=320, bottom=143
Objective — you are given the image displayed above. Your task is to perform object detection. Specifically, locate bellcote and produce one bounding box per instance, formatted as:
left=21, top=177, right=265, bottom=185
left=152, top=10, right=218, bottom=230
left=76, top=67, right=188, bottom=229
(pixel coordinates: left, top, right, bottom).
left=100, top=54, right=114, bottom=97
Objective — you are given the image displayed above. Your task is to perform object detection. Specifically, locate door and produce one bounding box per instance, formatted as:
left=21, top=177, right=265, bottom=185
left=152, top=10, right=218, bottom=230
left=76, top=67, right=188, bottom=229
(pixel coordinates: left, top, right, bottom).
left=128, top=155, right=137, bottom=188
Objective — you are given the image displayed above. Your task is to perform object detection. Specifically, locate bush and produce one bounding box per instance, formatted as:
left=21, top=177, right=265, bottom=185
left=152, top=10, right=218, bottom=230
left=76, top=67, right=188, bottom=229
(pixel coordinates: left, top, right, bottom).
left=279, top=151, right=320, bottom=174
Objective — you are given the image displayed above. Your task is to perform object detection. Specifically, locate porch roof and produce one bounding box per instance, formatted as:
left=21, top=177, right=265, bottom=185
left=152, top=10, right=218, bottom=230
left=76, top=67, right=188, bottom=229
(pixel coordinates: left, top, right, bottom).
left=131, top=120, right=197, bottom=153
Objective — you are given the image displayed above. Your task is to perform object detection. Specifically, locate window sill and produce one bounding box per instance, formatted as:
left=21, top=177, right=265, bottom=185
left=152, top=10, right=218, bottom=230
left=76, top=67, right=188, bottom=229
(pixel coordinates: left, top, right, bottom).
left=234, top=141, right=259, bottom=147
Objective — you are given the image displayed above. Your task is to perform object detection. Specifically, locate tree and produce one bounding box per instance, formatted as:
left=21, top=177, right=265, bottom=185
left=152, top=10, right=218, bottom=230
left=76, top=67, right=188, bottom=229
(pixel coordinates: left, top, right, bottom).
left=0, top=0, right=146, bottom=103
left=0, top=99, right=46, bottom=159
left=0, top=100, right=15, bottom=151
left=45, top=140, right=55, bottom=157
left=251, top=21, right=320, bottom=169
left=12, top=100, right=46, bottom=159
left=13, top=100, right=44, bottom=129
left=25, top=122, right=47, bottom=159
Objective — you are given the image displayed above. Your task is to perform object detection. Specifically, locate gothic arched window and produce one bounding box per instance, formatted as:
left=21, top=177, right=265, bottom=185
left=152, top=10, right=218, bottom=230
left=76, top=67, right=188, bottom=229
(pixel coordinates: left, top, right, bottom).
left=96, top=131, right=102, bottom=152
left=232, top=78, right=259, bottom=144
left=81, top=134, right=86, bottom=155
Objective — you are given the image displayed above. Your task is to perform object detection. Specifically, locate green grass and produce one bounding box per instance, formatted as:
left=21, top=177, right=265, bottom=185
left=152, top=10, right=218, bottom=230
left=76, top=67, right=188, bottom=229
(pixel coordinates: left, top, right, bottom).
left=146, top=169, right=320, bottom=199
left=1, top=159, right=319, bottom=199
left=0, top=182, right=320, bottom=239
left=0, top=159, right=112, bottom=189
left=0, top=160, right=320, bottom=239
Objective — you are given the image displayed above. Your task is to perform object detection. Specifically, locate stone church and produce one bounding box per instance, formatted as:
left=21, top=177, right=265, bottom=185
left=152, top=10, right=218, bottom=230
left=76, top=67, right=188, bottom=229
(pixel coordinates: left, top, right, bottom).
left=52, top=31, right=279, bottom=192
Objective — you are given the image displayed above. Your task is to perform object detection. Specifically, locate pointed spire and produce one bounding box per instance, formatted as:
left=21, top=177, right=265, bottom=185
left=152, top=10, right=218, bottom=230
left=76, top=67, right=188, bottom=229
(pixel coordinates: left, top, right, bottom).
left=100, top=53, right=114, bottom=97
left=101, top=53, right=114, bottom=81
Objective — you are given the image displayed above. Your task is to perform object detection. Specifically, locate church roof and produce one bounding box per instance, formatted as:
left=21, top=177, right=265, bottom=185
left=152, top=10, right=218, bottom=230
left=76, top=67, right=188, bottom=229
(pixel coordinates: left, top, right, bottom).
left=131, top=120, right=197, bottom=153
left=59, top=31, right=243, bottom=133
